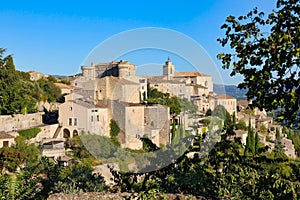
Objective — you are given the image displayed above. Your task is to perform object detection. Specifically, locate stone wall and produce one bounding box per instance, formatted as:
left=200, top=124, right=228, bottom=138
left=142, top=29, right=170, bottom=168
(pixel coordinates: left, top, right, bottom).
left=29, top=124, right=60, bottom=143
left=47, top=192, right=209, bottom=200
left=0, top=112, right=43, bottom=132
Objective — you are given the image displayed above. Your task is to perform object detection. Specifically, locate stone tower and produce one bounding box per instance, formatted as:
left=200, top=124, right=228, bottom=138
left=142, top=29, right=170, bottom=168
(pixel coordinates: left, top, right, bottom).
left=81, top=62, right=96, bottom=80
left=163, top=57, right=174, bottom=80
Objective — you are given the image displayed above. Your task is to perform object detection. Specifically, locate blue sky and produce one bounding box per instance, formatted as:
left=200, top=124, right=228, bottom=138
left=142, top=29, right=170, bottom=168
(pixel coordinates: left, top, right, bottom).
left=0, top=0, right=276, bottom=84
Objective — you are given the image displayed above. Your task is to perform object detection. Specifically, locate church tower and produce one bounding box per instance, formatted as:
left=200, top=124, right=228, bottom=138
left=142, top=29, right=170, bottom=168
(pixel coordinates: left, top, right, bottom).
left=163, top=57, right=175, bottom=80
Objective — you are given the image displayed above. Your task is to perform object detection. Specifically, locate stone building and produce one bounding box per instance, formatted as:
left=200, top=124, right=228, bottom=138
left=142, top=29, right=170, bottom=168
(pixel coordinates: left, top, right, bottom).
left=58, top=60, right=170, bottom=149
left=41, top=139, right=66, bottom=160
left=146, top=58, right=212, bottom=113
left=0, top=131, right=15, bottom=148
left=54, top=83, right=76, bottom=94
left=74, top=60, right=147, bottom=102
left=209, top=94, right=237, bottom=116
left=58, top=93, right=109, bottom=138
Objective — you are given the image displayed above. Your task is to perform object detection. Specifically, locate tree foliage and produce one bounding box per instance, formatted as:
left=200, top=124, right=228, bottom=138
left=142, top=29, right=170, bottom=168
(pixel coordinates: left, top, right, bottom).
left=0, top=48, right=62, bottom=115
left=147, top=87, right=196, bottom=114
left=110, top=119, right=121, bottom=147
left=217, top=0, right=300, bottom=123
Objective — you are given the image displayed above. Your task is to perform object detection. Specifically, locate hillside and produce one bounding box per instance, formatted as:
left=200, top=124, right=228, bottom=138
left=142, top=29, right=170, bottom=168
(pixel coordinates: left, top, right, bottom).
left=213, top=84, right=248, bottom=100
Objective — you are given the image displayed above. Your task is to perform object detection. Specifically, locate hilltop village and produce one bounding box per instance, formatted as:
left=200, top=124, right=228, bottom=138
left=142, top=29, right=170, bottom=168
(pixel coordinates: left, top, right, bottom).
left=0, top=58, right=297, bottom=166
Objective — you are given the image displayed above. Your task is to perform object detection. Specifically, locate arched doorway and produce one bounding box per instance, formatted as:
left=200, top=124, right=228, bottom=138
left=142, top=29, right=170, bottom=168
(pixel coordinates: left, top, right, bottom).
left=63, top=128, right=71, bottom=138
left=73, top=130, right=78, bottom=137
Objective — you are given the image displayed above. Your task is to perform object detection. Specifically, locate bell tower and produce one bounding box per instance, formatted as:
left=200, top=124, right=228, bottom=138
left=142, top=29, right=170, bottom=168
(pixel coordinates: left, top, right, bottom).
left=163, top=57, right=175, bottom=80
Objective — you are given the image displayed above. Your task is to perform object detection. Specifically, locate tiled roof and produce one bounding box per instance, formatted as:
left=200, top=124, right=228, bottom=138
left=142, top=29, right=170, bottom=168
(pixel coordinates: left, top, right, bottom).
left=54, top=83, right=75, bottom=89
left=215, top=94, right=236, bottom=99
left=186, top=84, right=208, bottom=89
left=0, top=131, right=14, bottom=139
left=148, top=79, right=184, bottom=84
left=72, top=99, right=102, bottom=109
left=175, top=72, right=210, bottom=77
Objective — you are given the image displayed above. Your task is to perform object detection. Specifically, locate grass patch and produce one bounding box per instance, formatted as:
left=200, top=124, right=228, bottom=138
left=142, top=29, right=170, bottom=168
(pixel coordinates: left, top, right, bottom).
left=18, top=127, right=41, bottom=139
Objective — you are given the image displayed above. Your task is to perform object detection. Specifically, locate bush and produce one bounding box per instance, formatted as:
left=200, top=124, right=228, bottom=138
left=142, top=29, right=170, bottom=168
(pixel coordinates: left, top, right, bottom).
left=18, top=127, right=41, bottom=139
left=236, top=121, right=247, bottom=130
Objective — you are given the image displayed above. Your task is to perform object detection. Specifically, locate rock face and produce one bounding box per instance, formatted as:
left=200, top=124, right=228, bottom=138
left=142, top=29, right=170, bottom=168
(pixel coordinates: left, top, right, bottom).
left=47, top=192, right=211, bottom=200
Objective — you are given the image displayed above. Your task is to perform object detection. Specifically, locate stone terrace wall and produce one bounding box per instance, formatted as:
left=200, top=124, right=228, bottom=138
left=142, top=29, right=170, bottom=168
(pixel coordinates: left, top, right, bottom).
left=47, top=192, right=210, bottom=200
left=0, top=112, right=44, bottom=132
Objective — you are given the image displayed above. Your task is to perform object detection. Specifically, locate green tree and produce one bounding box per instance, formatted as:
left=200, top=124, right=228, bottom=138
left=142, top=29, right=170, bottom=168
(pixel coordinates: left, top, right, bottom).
left=254, top=132, right=260, bottom=154
left=0, top=49, right=38, bottom=114
left=246, top=120, right=255, bottom=154
left=276, top=128, right=281, bottom=140
left=217, top=0, right=300, bottom=123
left=236, top=120, right=247, bottom=130
left=260, top=124, right=268, bottom=134
left=52, top=163, right=107, bottom=194
left=0, top=173, right=39, bottom=200
left=211, top=105, right=227, bottom=120
left=232, top=112, right=236, bottom=126
left=110, top=119, right=121, bottom=146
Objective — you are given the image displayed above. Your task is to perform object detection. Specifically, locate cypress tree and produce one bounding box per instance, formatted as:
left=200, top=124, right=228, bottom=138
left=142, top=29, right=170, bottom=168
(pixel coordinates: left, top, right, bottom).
left=255, top=132, right=260, bottom=154
left=247, top=119, right=255, bottom=154
left=275, top=128, right=281, bottom=140
left=232, top=111, right=236, bottom=127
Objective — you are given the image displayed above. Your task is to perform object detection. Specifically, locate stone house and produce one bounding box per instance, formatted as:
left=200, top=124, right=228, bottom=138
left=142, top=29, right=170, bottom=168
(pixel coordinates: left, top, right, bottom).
left=0, top=132, right=15, bottom=148
left=41, top=139, right=66, bottom=160
left=209, top=94, right=237, bottom=116
left=54, top=82, right=76, bottom=94
left=28, top=71, right=49, bottom=81
left=281, top=138, right=296, bottom=158
left=58, top=93, right=109, bottom=138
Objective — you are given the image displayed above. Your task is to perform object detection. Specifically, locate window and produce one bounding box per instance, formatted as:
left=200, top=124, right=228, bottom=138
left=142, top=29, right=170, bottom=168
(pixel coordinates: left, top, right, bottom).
left=91, top=116, right=93, bottom=122
left=205, top=81, right=208, bottom=86
left=97, top=115, right=99, bottom=121
left=70, top=107, right=72, bottom=111
left=74, top=118, right=77, bottom=126
left=69, top=118, right=72, bottom=126
left=3, top=141, right=9, bottom=147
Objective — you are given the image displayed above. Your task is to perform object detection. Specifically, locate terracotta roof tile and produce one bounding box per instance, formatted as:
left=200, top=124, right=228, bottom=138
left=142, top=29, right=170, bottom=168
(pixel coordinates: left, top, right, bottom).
left=175, top=72, right=210, bottom=77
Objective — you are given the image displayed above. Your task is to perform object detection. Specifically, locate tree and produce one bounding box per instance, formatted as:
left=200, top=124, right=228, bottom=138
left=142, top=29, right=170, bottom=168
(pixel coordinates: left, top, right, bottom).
left=276, top=128, right=281, bottom=140
left=254, top=132, right=260, bottom=154
left=110, top=119, right=121, bottom=146
left=232, top=112, right=236, bottom=127
left=211, top=105, right=227, bottom=120
left=0, top=48, right=38, bottom=114
left=217, top=0, right=300, bottom=123
left=246, top=120, right=255, bottom=154
left=236, top=120, right=247, bottom=130
left=52, top=163, right=107, bottom=194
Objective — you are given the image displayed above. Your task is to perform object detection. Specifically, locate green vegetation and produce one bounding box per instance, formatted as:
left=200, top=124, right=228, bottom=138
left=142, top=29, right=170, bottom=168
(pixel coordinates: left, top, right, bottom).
left=109, top=115, right=300, bottom=199
left=0, top=48, right=63, bottom=115
left=287, top=129, right=300, bottom=156
left=217, top=0, right=300, bottom=123
left=0, top=137, right=107, bottom=199
left=109, top=119, right=121, bottom=147
left=236, top=120, right=247, bottom=130
left=0, top=136, right=40, bottom=172
left=260, top=124, right=268, bottom=134
left=147, top=87, right=197, bottom=114
left=17, top=127, right=41, bottom=139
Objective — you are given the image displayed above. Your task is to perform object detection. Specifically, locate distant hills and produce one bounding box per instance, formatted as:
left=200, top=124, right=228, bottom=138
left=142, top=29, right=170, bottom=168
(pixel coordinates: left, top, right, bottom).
left=213, top=84, right=248, bottom=100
